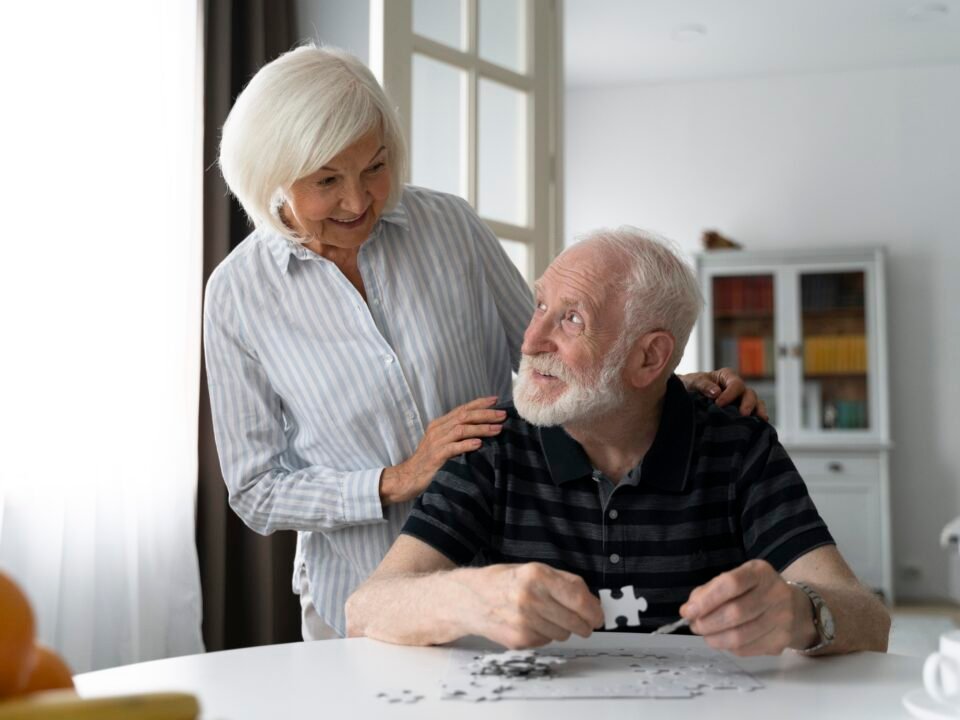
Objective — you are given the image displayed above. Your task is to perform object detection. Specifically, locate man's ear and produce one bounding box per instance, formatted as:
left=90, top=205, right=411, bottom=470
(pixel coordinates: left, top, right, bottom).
left=624, top=331, right=675, bottom=389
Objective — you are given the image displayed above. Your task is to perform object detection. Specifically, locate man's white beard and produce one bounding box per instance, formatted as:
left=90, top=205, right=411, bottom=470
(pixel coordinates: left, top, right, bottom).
left=513, top=350, right=626, bottom=427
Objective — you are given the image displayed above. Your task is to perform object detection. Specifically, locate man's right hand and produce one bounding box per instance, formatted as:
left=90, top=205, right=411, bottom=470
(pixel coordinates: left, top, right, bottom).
left=458, top=563, right=605, bottom=648
left=380, top=396, right=506, bottom=505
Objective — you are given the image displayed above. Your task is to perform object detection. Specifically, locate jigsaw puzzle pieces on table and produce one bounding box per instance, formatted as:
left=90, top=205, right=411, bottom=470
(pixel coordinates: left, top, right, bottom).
left=599, top=585, right=649, bottom=630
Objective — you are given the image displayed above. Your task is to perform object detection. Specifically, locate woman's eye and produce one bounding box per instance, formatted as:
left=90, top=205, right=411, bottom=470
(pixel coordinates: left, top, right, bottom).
left=317, top=177, right=337, bottom=187
left=366, top=162, right=386, bottom=173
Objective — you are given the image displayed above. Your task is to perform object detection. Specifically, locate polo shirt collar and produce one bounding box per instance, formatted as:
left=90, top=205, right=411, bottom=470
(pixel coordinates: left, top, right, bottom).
left=538, top=374, right=695, bottom=493
left=265, top=201, right=411, bottom=275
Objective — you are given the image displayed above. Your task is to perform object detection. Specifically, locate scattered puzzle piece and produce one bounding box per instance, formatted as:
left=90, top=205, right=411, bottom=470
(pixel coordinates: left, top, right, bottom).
left=442, top=647, right=763, bottom=701
left=375, top=688, right=424, bottom=704
left=599, top=585, right=649, bottom=629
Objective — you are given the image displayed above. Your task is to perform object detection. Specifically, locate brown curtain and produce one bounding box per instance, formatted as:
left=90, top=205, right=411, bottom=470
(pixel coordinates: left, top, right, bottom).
left=197, top=0, right=301, bottom=651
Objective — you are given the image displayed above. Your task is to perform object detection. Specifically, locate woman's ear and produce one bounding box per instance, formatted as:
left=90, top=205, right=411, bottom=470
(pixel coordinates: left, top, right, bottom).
left=624, top=331, right=676, bottom=389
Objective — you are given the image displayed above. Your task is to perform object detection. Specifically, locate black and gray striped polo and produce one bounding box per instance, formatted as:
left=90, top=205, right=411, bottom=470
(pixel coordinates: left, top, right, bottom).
left=402, top=374, right=835, bottom=631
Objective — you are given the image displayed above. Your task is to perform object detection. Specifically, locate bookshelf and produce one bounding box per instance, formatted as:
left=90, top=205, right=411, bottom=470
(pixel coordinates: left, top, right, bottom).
left=696, top=248, right=893, bottom=601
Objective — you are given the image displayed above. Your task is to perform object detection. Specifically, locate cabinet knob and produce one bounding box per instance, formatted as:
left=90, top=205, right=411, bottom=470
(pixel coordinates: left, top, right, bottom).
left=827, top=462, right=844, bottom=473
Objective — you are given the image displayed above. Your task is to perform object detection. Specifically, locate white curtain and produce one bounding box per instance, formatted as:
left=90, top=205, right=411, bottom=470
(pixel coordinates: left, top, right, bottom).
left=0, top=1, right=205, bottom=672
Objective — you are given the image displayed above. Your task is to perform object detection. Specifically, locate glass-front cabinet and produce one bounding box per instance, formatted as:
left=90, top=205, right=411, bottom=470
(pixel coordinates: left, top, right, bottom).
left=699, top=251, right=888, bottom=445
left=697, top=248, right=893, bottom=601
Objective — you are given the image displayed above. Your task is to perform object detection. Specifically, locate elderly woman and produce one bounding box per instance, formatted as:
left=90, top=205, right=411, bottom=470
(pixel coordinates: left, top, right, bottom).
left=205, top=45, right=761, bottom=640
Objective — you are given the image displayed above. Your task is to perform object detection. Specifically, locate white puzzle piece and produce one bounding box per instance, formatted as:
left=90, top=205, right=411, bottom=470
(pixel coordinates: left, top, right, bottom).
left=599, top=585, right=649, bottom=629
left=441, top=647, right=763, bottom=701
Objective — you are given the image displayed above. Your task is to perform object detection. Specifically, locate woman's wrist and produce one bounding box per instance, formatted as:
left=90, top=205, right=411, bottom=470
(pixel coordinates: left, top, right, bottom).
left=379, top=463, right=410, bottom=505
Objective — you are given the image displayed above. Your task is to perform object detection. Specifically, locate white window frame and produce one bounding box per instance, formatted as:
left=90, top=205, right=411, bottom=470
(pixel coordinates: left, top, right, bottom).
left=370, top=0, right=563, bottom=280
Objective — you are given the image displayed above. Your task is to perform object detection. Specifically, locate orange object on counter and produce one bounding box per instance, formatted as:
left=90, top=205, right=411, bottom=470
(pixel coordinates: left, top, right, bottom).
left=19, top=645, right=74, bottom=694
left=0, top=573, right=37, bottom=698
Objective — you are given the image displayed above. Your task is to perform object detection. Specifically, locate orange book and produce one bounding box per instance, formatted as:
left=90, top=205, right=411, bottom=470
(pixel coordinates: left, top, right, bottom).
left=738, top=337, right=765, bottom=376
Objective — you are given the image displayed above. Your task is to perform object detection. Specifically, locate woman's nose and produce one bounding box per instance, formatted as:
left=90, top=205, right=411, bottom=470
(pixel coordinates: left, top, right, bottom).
left=340, top=179, right=368, bottom=214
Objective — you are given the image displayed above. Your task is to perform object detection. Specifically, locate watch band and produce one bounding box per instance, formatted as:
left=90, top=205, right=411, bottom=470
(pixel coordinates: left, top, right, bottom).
left=786, top=580, right=835, bottom=654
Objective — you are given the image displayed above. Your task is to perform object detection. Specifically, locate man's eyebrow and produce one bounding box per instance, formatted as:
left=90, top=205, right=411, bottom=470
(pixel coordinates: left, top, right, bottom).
left=533, top=287, right=597, bottom=317
left=560, top=295, right=596, bottom=316
left=320, top=145, right=386, bottom=171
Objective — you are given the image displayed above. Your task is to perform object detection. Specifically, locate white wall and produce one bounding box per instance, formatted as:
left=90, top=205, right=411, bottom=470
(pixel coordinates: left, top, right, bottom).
left=566, top=65, right=960, bottom=602
left=295, top=0, right=369, bottom=61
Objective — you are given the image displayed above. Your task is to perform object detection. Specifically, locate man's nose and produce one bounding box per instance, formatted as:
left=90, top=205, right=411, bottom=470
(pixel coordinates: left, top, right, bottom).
left=521, top=315, right=555, bottom=356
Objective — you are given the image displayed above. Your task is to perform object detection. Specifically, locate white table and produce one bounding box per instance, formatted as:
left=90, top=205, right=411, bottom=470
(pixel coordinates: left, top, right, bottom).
left=75, top=633, right=927, bottom=719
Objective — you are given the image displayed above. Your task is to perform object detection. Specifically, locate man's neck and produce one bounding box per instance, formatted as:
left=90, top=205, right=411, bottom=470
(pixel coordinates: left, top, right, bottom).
left=563, top=382, right=667, bottom=484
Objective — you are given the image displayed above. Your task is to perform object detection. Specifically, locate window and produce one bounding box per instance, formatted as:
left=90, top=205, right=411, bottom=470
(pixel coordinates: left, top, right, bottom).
left=371, top=0, right=563, bottom=282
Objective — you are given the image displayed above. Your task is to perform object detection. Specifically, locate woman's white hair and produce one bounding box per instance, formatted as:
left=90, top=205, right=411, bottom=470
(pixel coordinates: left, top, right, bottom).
left=219, top=44, right=407, bottom=243
left=574, top=226, right=704, bottom=374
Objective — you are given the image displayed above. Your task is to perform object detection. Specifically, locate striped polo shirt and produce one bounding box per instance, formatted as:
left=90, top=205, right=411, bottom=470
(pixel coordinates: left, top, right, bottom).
left=403, top=374, right=835, bottom=631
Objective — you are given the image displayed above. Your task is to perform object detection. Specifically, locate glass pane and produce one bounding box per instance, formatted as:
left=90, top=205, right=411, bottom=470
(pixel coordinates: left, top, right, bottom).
left=478, top=79, right=528, bottom=226
left=800, top=272, right=869, bottom=431
left=499, top=238, right=530, bottom=282
left=711, top=275, right=777, bottom=426
left=413, top=0, right=465, bottom=50
left=479, top=0, right=527, bottom=73
left=411, top=54, right=467, bottom=200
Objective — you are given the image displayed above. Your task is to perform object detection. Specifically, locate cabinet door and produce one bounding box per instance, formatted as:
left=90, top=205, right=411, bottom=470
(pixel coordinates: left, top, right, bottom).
left=799, top=463, right=884, bottom=593
left=707, top=273, right=779, bottom=426
left=797, top=270, right=873, bottom=434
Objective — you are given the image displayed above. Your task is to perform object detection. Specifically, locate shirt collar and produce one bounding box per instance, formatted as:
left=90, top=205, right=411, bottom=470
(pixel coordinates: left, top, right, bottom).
left=537, top=374, right=696, bottom=493
left=265, top=199, right=411, bottom=275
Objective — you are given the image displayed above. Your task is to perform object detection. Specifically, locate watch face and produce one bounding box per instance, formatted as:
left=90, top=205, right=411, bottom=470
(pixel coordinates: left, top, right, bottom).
left=820, top=605, right=836, bottom=639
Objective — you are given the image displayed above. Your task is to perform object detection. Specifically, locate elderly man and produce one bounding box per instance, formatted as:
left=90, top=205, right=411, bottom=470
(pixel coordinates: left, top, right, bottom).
left=346, top=228, right=890, bottom=656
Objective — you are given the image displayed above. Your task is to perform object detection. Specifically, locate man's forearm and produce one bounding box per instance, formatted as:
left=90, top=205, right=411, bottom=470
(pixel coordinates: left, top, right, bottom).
left=811, top=582, right=890, bottom=655
left=345, top=567, right=481, bottom=645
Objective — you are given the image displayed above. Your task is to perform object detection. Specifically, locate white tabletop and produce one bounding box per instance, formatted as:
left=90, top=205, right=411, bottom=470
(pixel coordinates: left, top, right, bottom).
left=75, top=633, right=928, bottom=720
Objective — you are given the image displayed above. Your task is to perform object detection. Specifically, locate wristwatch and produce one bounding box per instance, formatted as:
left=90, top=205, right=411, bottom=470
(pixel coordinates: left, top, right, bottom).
left=786, top=580, right=835, bottom=653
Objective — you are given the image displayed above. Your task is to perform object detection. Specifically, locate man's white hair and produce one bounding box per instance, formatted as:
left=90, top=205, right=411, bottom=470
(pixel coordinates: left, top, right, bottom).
left=572, top=226, right=704, bottom=374
left=219, top=44, right=407, bottom=244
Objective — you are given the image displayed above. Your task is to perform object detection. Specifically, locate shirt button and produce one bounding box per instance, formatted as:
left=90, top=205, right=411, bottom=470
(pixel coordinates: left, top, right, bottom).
left=372, top=298, right=380, bottom=306
left=384, top=355, right=395, bottom=364
left=591, top=470, right=601, bottom=481
left=406, top=411, right=416, bottom=421
left=608, top=509, right=618, bottom=520
left=609, top=553, right=620, bottom=565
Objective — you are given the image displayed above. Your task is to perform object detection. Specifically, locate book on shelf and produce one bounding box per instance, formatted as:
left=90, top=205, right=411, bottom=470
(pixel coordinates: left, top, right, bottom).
left=713, top=276, right=774, bottom=315
left=801, top=272, right=865, bottom=312
left=803, top=335, right=867, bottom=374
left=738, top=336, right=766, bottom=377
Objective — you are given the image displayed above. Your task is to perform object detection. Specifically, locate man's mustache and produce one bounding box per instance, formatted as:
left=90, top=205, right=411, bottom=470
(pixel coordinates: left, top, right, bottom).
left=521, top=353, right=577, bottom=384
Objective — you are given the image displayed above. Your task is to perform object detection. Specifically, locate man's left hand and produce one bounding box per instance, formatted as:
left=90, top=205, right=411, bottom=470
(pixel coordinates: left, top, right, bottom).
left=679, top=559, right=816, bottom=656
left=679, top=368, right=769, bottom=421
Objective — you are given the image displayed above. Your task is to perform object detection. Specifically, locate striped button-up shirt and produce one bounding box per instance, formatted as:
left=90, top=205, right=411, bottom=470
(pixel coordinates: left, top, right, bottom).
left=203, top=186, right=533, bottom=634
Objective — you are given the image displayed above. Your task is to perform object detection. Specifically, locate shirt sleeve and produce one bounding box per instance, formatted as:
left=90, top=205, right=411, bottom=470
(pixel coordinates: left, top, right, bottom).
left=401, top=445, right=498, bottom=565
left=461, top=200, right=533, bottom=371
left=735, top=423, right=835, bottom=571
left=203, top=268, right=385, bottom=535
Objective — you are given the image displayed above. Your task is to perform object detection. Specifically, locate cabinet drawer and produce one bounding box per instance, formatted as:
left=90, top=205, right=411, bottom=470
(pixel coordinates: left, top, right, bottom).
left=790, top=453, right=880, bottom=480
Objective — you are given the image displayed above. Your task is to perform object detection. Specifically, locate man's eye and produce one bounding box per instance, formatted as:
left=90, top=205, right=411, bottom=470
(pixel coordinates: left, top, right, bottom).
left=536, top=301, right=547, bottom=312
left=567, top=312, right=584, bottom=325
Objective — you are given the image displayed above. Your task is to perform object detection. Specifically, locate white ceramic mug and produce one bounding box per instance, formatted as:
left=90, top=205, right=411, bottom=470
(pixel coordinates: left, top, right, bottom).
left=924, top=629, right=960, bottom=708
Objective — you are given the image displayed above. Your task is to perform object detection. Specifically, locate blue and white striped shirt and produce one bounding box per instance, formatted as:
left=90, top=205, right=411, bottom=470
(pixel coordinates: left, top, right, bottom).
left=203, top=186, right=533, bottom=634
